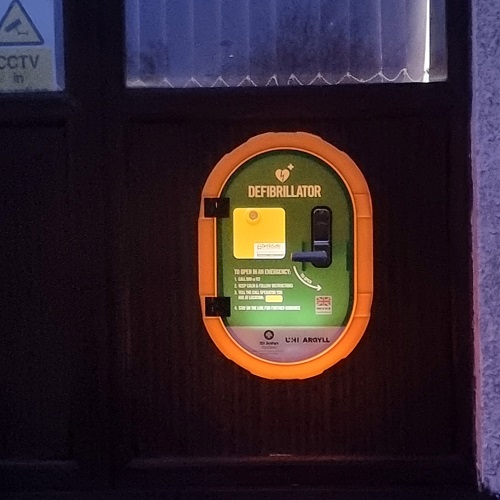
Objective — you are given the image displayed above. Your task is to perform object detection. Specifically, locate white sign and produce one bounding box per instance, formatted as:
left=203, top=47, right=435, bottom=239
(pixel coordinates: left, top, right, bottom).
left=0, top=0, right=57, bottom=91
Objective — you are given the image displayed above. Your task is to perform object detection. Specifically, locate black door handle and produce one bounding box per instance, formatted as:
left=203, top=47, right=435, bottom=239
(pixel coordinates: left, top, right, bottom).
left=291, top=250, right=329, bottom=266
left=291, top=207, right=332, bottom=268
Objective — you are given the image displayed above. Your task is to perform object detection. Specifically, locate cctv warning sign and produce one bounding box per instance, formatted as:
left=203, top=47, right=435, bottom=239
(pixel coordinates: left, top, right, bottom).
left=0, top=0, right=55, bottom=91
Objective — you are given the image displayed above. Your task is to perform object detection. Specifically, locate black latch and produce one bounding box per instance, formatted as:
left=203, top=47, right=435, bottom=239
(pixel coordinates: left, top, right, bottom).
left=291, top=206, right=332, bottom=268
left=204, top=197, right=230, bottom=218
left=205, top=297, right=231, bottom=317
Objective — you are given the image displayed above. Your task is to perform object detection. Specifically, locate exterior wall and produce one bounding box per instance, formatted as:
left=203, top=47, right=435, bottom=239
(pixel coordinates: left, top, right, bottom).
left=472, top=0, right=500, bottom=495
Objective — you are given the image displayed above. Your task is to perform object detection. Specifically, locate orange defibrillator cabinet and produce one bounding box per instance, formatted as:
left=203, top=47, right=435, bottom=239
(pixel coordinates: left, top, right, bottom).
left=199, top=132, right=373, bottom=379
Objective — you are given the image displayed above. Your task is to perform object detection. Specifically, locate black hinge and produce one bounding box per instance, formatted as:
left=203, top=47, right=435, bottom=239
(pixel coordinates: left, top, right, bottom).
left=205, top=297, right=231, bottom=317
left=204, top=197, right=230, bottom=218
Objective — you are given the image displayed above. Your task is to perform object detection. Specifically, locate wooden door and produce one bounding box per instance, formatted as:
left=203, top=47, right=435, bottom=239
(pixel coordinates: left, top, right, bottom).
left=0, top=0, right=109, bottom=491
left=0, top=0, right=475, bottom=495
left=105, top=2, right=474, bottom=492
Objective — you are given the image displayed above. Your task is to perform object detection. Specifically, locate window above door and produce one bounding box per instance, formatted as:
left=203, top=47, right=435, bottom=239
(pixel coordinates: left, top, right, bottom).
left=125, top=0, right=447, bottom=89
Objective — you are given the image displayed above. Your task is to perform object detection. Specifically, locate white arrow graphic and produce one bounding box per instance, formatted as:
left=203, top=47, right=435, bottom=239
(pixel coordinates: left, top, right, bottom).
left=293, top=266, right=322, bottom=291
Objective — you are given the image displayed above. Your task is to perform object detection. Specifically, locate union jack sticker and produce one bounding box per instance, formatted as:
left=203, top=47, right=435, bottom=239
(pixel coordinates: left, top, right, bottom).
left=315, top=295, right=332, bottom=315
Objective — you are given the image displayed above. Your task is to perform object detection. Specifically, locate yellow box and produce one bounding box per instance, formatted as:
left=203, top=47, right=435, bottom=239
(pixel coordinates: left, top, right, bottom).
left=233, top=207, right=286, bottom=259
left=265, top=295, right=283, bottom=303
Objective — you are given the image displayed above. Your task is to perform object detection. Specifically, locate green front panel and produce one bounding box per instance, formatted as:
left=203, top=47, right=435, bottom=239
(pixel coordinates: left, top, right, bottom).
left=216, top=150, right=354, bottom=363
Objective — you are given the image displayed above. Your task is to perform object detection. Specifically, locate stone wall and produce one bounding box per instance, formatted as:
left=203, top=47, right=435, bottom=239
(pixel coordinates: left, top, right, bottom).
left=472, top=0, right=500, bottom=495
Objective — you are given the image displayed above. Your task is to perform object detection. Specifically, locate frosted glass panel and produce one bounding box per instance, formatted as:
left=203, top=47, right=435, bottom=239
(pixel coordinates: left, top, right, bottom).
left=126, top=0, right=447, bottom=88
left=0, top=0, right=64, bottom=92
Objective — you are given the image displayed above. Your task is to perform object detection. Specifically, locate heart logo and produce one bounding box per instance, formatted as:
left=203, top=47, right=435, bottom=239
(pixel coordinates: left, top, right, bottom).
left=275, top=169, right=290, bottom=183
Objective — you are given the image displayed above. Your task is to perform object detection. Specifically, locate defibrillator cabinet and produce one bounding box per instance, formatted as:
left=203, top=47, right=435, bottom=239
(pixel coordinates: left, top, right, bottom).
left=198, top=132, right=373, bottom=379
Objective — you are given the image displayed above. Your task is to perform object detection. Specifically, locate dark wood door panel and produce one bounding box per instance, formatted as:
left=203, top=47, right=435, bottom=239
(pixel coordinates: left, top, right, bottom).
left=0, top=121, right=111, bottom=493
left=122, top=114, right=456, bottom=460
left=0, top=120, right=108, bottom=492
left=0, top=125, right=73, bottom=460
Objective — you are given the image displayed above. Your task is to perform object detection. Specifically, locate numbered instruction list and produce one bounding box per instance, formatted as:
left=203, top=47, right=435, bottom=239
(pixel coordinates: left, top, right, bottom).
left=233, top=268, right=300, bottom=312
